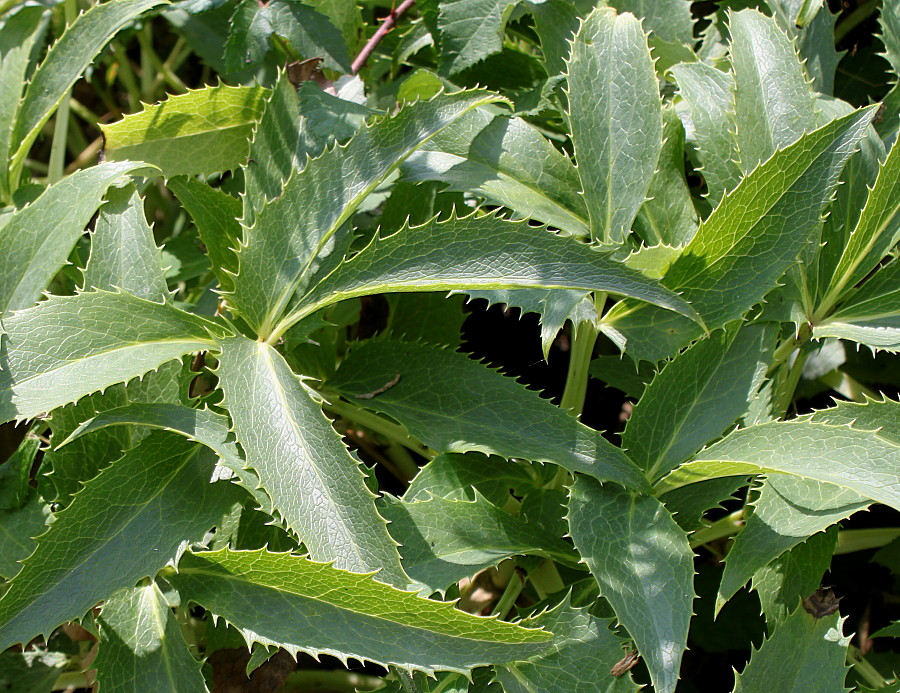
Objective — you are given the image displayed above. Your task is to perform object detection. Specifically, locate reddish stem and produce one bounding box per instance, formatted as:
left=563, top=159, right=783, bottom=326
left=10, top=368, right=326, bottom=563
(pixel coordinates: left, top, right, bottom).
left=351, top=0, right=416, bottom=74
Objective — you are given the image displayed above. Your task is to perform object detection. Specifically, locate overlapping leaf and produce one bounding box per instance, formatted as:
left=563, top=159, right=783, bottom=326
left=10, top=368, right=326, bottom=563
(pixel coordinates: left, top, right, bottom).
left=327, top=339, right=650, bottom=492
left=567, top=478, right=694, bottom=693
left=216, top=335, right=407, bottom=586
left=0, top=433, right=242, bottom=651
left=167, top=548, right=552, bottom=674
left=0, top=291, right=223, bottom=423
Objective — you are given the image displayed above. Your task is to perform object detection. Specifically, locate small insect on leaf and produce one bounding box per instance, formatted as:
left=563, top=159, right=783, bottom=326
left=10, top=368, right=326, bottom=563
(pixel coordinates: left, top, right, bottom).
left=610, top=648, right=640, bottom=677
left=355, top=372, right=401, bottom=400
left=802, top=587, right=841, bottom=618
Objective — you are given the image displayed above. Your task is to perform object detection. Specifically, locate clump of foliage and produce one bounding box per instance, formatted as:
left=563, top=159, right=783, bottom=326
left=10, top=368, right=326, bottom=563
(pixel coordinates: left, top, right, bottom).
left=0, top=0, right=898, bottom=691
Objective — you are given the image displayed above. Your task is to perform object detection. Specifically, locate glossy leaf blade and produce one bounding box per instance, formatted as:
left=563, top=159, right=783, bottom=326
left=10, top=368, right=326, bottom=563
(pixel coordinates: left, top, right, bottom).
left=101, top=84, right=269, bottom=177
left=216, top=335, right=407, bottom=586
left=168, top=548, right=551, bottom=674
left=0, top=292, right=221, bottom=424
left=566, top=7, right=663, bottom=244
left=0, top=161, right=156, bottom=316
left=733, top=608, right=850, bottom=693
left=327, top=339, right=650, bottom=492
left=232, top=89, right=504, bottom=337
left=655, top=418, right=900, bottom=512
left=0, top=433, right=241, bottom=651
left=298, top=211, right=699, bottom=331
left=622, top=323, right=775, bottom=481
left=95, top=582, right=207, bottom=693
left=83, top=184, right=169, bottom=301
left=567, top=478, right=694, bottom=693
left=10, top=0, right=166, bottom=174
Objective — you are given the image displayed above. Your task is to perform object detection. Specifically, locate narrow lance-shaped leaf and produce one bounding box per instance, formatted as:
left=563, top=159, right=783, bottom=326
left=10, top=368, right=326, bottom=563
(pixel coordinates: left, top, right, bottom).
left=730, top=9, right=818, bottom=175
left=95, top=581, right=207, bottom=693
left=717, top=476, right=868, bottom=615
left=231, top=89, right=505, bottom=338
left=566, top=7, right=663, bottom=244
left=819, top=135, right=900, bottom=314
left=83, top=183, right=169, bottom=301
left=733, top=607, right=850, bottom=693
left=327, top=339, right=650, bottom=492
left=622, top=323, right=775, bottom=482
left=9, top=0, right=167, bottom=178
left=101, top=84, right=269, bottom=178
left=294, top=211, right=699, bottom=338
left=601, top=105, right=876, bottom=360
left=167, top=548, right=551, bottom=674
left=0, top=291, right=223, bottom=423
left=0, top=161, right=157, bottom=316
left=0, top=5, right=48, bottom=202
left=654, top=417, right=900, bottom=513
left=216, top=335, right=407, bottom=586
left=0, top=433, right=243, bottom=651
left=567, top=478, right=695, bottom=693
left=57, top=402, right=268, bottom=510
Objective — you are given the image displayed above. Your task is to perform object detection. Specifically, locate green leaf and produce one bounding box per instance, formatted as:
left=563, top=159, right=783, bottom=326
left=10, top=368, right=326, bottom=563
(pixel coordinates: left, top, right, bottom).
left=457, top=288, right=595, bottom=359
left=733, top=607, right=850, bottom=693
left=83, top=184, right=169, bottom=301
left=661, top=476, right=749, bottom=532
left=879, top=0, right=900, bottom=78
left=327, top=339, right=650, bottom=492
left=0, top=5, right=48, bottom=202
left=751, top=527, right=838, bottom=624
left=0, top=433, right=39, bottom=511
left=770, top=0, right=842, bottom=95
left=670, top=62, right=741, bottom=206
left=633, top=105, right=699, bottom=247
left=0, top=291, right=222, bottom=423
left=215, top=335, right=407, bottom=586
left=588, top=354, right=656, bottom=399
left=608, top=0, right=693, bottom=47
left=820, top=136, right=900, bottom=315
left=299, top=211, right=699, bottom=333
left=800, top=395, right=900, bottom=441
left=405, top=452, right=538, bottom=506
left=167, top=176, right=242, bottom=292
left=0, top=649, right=66, bottom=693
left=435, top=0, right=517, bottom=75
left=494, top=595, right=640, bottom=693
left=401, top=111, right=589, bottom=237
left=567, top=478, right=694, bottom=693
left=0, top=433, right=241, bottom=651
left=379, top=493, right=578, bottom=593
left=0, top=499, right=48, bottom=580
left=57, top=402, right=266, bottom=508
left=815, top=258, right=900, bottom=351
left=0, top=161, right=156, bottom=316
left=100, top=84, right=268, bottom=177
left=168, top=548, right=551, bottom=674
left=231, top=89, right=504, bottom=338
left=622, top=323, right=776, bottom=481
left=525, top=0, right=586, bottom=76
left=566, top=7, right=662, bottom=244
left=602, top=105, right=877, bottom=358
left=654, top=415, right=900, bottom=513
left=730, top=9, right=818, bottom=175
left=95, top=582, right=207, bottom=693
left=717, top=477, right=867, bottom=614
left=9, top=0, right=167, bottom=178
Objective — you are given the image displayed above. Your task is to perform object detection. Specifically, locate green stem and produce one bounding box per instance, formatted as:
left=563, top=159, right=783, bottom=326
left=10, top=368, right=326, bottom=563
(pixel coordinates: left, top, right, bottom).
left=835, top=528, right=900, bottom=555
left=773, top=348, right=810, bottom=419
left=817, top=370, right=879, bottom=402
left=491, top=566, right=525, bottom=619
left=689, top=510, right=744, bottom=549
left=834, top=0, right=880, bottom=46
left=529, top=559, right=565, bottom=600
left=847, top=644, right=888, bottom=689
left=560, top=319, right=600, bottom=417
left=111, top=41, right=142, bottom=111
left=322, top=395, right=436, bottom=462
left=282, top=669, right=385, bottom=692
left=47, top=0, right=79, bottom=185
left=151, top=37, right=189, bottom=94
left=137, top=27, right=188, bottom=95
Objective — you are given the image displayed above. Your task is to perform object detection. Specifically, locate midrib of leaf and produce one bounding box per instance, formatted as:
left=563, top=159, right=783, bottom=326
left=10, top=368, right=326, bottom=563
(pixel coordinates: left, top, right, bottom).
left=255, top=342, right=370, bottom=571
left=3, top=444, right=201, bottom=629
left=258, top=91, right=504, bottom=341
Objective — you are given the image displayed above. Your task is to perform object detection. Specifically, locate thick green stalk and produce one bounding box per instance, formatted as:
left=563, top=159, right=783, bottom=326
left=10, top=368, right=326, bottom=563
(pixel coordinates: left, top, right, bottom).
left=689, top=510, right=744, bottom=549
left=491, top=566, right=525, bottom=619
left=847, top=645, right=889, bottom=689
